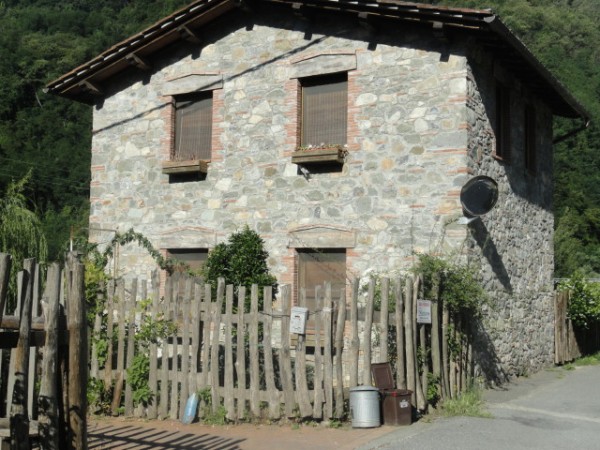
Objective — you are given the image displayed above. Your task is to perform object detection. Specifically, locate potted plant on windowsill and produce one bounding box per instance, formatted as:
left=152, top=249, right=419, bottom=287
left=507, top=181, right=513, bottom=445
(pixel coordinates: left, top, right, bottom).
left=291, top=144, right=348, bottom=164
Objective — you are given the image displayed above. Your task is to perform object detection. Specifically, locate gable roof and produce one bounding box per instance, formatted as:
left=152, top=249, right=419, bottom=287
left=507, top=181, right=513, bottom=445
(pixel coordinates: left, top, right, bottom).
left=45, top=0, right=589, bottom=122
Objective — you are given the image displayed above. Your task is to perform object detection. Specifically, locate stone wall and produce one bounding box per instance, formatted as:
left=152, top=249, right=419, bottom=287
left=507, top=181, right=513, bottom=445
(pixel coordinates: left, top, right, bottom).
left=465, top=41, right=555, bottom=380
left=89, top=11, right=555, bottom=379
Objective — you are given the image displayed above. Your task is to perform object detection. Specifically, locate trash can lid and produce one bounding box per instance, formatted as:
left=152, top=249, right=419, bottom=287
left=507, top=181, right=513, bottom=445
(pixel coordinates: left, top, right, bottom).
left=371, top=363, right=395, bottom=390
left=350, top=385, right=379, bottom=392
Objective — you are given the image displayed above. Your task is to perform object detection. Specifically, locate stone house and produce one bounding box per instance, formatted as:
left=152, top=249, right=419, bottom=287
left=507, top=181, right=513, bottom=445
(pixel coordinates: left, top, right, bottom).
left=47, top=0, right=588, bottom=379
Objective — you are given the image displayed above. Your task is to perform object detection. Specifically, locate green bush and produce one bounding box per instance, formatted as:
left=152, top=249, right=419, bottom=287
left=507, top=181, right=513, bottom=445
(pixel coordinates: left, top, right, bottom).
left=559, top=272, right=600, bottom=329
left=202, top=225, right=277, bottom=309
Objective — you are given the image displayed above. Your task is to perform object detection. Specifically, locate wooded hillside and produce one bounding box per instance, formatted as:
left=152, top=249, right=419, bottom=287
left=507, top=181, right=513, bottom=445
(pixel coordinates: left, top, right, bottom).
left=0, top=0, right=597, bottom=276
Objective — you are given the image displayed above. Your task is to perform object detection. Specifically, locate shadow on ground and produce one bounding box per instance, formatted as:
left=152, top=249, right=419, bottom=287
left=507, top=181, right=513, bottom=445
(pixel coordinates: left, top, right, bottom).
left=88, top=424, right=245, bottom=450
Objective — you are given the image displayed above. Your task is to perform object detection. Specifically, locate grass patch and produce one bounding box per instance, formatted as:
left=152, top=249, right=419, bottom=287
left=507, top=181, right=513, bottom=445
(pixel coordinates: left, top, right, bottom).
left=441, top=388, right=492, bottom=418
left=573, top=352, right=600, bottom=366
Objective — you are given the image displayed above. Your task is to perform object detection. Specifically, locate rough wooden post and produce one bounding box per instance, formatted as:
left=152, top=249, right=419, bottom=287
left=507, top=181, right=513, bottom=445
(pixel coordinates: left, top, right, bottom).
left=124, top=279, right=137, bottom=416
left=363, top=278, right=375, bottom=386
left=279, top=285, right=294, bottom=418
left=249, top=284, right=260, bottom=417
left=10, top=258, right=35, bottom=450
left=38, top=263, right=62, bottom=450
left=395, top=279, right=406, bottom=389
left=333, top=288, right=346, bottom=419
left=67, top=254, right=87, bottom=450
left=0, top=253, right=12, bottom=333
left=349, top=278, right=360, bottom=388
left=380, top=277, right=389, bottom=363
left=235, top=286, right=246, bottom=420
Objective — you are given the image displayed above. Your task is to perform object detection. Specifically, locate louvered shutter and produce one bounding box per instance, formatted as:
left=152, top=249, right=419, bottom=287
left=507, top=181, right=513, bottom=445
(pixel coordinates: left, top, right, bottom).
left=174, top=93, right=212, bottom=161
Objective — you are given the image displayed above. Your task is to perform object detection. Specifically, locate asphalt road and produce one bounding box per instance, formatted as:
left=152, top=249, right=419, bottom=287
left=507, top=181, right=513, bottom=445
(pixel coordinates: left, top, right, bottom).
left=360, top=364, right=600, bottom=450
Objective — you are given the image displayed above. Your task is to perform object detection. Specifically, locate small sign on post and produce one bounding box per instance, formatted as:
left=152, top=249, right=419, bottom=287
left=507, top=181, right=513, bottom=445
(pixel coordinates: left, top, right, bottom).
left=416, top=299, right=432, bottom=324
left=290, top=306, right=308, bottom=334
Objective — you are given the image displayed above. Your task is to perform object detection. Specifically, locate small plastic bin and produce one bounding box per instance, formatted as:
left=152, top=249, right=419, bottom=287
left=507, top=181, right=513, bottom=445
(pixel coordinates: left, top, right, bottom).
left=371, top=362, right=413, bottom=426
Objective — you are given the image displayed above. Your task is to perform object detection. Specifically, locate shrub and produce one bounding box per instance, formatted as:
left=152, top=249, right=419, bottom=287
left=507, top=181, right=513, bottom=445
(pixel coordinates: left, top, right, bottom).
left=202, top=225, right=277, bottom=309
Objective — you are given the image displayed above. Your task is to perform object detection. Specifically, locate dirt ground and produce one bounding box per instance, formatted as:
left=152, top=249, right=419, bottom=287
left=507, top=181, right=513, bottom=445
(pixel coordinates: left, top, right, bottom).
left=88, top=416, right=396, bottom=450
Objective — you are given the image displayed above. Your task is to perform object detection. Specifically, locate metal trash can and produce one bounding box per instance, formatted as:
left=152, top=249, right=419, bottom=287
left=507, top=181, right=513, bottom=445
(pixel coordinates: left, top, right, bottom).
left=371, top=362, right=413, bottom=426
left=349, top=386, right=381, bottom=428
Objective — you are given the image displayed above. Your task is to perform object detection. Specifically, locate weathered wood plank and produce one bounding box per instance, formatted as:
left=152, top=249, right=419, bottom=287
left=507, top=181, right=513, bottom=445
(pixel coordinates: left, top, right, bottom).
left=249, top=285, right=260, bottom=417
left=349, top=279, right=359, bottom=388
left=169, top=274, right=180, bottom=420
left=158, top=277, right=171, bottom=420
left=333, top=288, right=346, bottom=419
left=262, top=286, right=279, bottom=419
left=124, top=279, right=137, bottom=416
left=179, top=278, right=193, bottom=419
left=236, top=286, right=246, bottom=420
left=362, top=279, right=374, bottom=386
left=322, top=283, right=333, bottom=420
left=380, top=278, right=389, bottom=363
left=395, top=279, right=406, bottom=390
left=197, top=285, right=212, bottom=418
left=210, top=279, right=224, bottom=413
left=10, top=259, right=35, bottom=450
left=111, top=280, right=126, bottom=416
left=312, top=286, right=323, bottom=420
left=0, top=253, right=12, bottom=326
left=404, top=276, right=416, bottom=404
left=104, top=280, right=115, bottom=392
left=66, top=255, right=87, bottom=450
left=38, top=263, right=61, bottom=450
left=279, top=285, right=294, bottom=418
left=147, top=272, right=160, bottom=420
left=295, top=288, right=312, bottom=418
left=224, top=284, right=235, bottom=420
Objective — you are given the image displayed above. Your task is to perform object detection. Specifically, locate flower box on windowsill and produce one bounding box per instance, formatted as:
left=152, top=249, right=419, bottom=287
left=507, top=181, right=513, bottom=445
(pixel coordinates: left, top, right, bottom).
left=291, top=146, right=347, bottom=165
left=162, top=159, right=209, bottom=175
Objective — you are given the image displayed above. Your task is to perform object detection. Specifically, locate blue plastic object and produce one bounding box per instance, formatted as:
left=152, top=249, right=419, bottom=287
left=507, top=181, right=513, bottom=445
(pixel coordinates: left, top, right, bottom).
left=181, top=392, right=199, bottom=424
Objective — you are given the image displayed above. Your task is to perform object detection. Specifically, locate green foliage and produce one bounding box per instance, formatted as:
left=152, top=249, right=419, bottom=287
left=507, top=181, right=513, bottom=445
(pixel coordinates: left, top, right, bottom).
left=87, top=377, right=112, bottom=415
left=126, top=354, right=153, bottom=406
left=202, top=225, right=277, bottom=308
left=427, top=372, right=441, bottom=407
left=197, top=387, right=228, bottom=425
left=441, top=385, right=491, bottom=418
left=415, top=254, right=487, bottom=317
left=558, top=273, right=600, bottom=329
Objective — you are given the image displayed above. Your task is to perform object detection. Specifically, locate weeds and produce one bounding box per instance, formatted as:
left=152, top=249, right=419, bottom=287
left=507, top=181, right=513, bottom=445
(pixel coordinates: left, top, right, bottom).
left=441, top=387, right=491, bottom=418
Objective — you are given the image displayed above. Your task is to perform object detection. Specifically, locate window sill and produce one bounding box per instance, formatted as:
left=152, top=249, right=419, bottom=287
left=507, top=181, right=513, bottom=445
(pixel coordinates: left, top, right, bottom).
left=162, top=159, right=209, bottom=175
left=291, top=146, right=346, bottom=165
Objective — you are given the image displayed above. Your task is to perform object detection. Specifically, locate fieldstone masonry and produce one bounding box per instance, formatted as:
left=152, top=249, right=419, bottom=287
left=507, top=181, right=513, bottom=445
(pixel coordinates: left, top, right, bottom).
left=89, top=13, right=555, bottom=380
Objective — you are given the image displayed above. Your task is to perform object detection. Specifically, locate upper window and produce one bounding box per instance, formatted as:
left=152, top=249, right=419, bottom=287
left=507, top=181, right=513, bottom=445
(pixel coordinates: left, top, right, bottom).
left=300, top=73, right=348, bottom=147
left=174, top=92, right=213, bottom=162
left=525, top=106, right=536, bottom=174
left=494, top=82, right=511, bottom=161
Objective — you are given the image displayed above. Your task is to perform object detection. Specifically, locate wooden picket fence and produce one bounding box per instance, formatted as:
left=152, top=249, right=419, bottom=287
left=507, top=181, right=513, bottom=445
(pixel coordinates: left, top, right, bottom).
left=554, top=290, right=600, bottom=364
left=0, top=254, right=88, bottom=450
left=94, top=271, right=476, bottom=421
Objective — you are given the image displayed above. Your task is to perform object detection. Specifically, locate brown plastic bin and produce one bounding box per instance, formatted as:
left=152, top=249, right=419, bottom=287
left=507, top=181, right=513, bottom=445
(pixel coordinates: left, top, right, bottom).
left=381, top=389, right=412, bottom=425
left=371, top=362, right=413, bottom=426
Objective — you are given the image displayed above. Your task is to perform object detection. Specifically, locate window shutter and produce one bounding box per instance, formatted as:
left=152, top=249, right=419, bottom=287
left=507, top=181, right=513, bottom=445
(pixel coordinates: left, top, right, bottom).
left=175, top=93, right=212, bottom=161
left=301, top=74, right=348, bottom=147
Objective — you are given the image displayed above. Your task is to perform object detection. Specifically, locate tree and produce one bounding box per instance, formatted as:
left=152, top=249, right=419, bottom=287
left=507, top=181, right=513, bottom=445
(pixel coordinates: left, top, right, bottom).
left=0, top=172, right=48, bottom=310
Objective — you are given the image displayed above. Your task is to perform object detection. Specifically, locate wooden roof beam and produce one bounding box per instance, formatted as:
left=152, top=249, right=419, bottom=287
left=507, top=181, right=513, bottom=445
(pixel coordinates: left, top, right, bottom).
left=78, top=80, right=103, bottom=97
left=177, top=25, right=202, bottom=44
left=125, top=52, right=151, bottom=71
